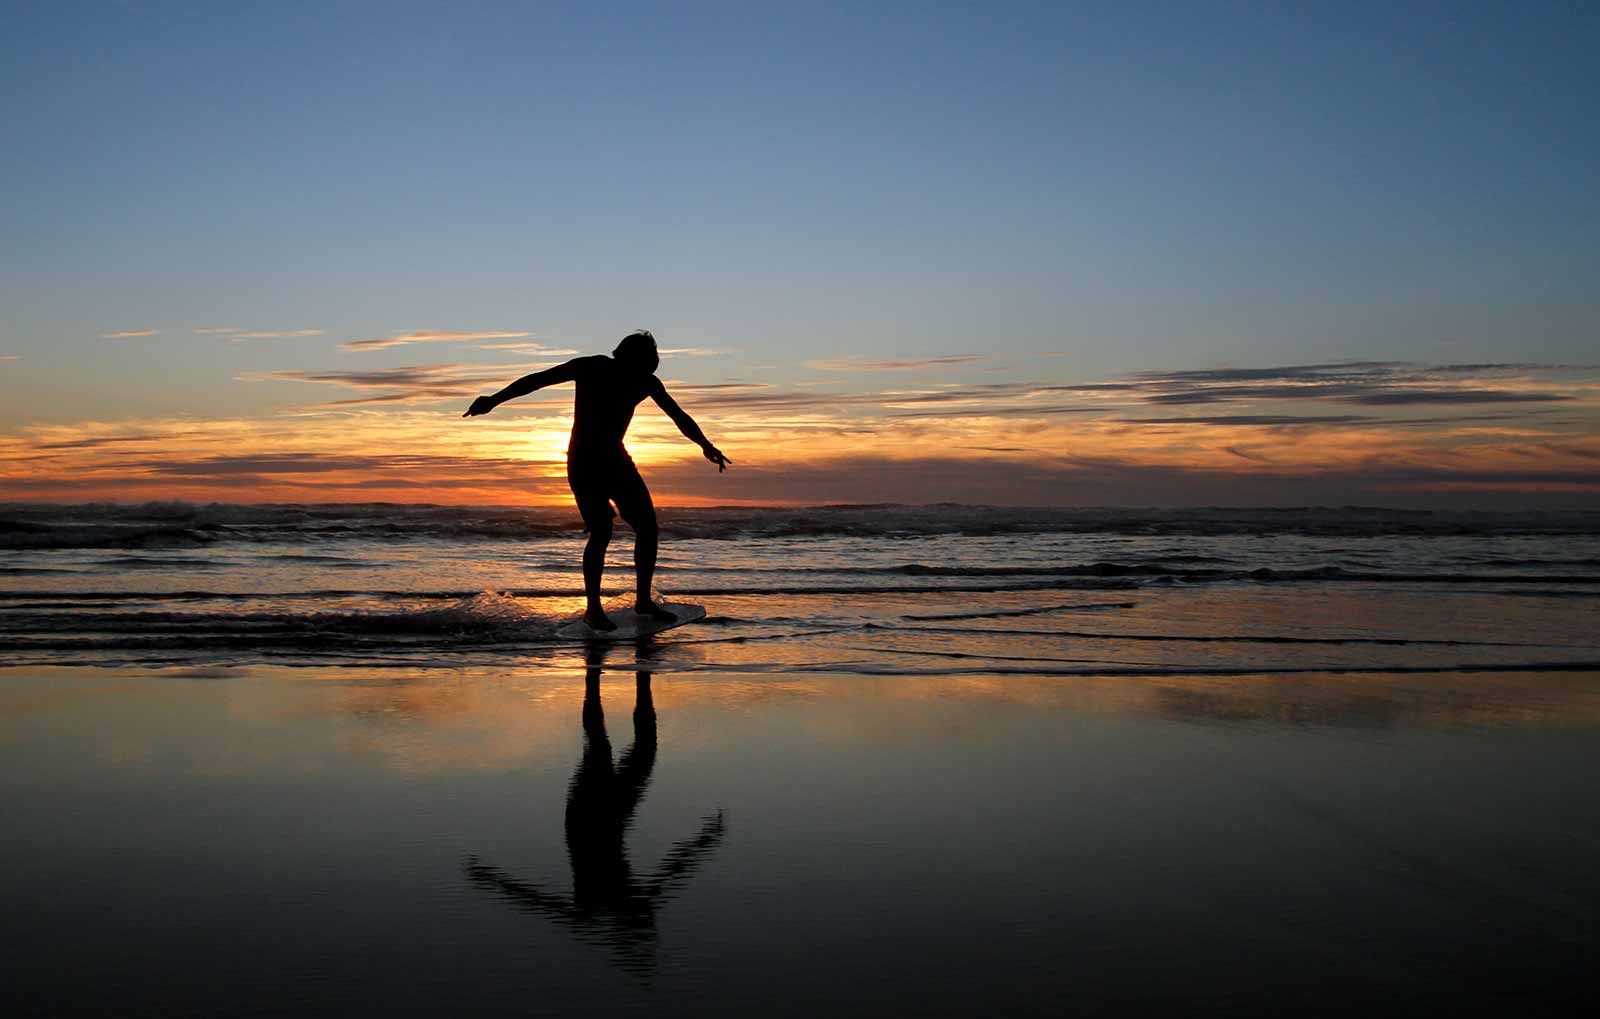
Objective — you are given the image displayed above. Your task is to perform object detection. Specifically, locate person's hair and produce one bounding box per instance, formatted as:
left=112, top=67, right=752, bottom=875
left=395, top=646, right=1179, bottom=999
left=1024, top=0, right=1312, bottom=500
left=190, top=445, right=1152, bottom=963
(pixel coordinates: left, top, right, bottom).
left=613, top=330, right=659, bottom=373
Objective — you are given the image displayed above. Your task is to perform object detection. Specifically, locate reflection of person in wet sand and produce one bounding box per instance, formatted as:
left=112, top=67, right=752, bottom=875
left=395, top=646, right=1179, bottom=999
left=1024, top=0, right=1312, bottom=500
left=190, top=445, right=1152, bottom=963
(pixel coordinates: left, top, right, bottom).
left=463, top=330, right=730, bottom=631
left=465, top=653, right=725, bottom=976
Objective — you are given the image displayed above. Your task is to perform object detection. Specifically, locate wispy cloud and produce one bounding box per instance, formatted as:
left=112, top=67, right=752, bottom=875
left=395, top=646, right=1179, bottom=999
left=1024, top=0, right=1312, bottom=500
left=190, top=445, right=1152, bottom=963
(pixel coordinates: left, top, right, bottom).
left=805, top=355, right=986, bottom=371
left=1131, top=362, right=1406, bottom=384
left=237, top=356, right=1596, bottom=431
left=643, top=452, right=1600, bottom=509
left=1542, top=443, right=1600, bottom=461
left=32, top=430, right=207, bottom=450
left=661, top=347, right=728, bottom=357
left=668, top=382, right=773, bottom=392
left=7, top=377, right=1599, bottom=506
left=886, top=403, right=1103, bottom=420
left=0, top=412, right=578, bottom=502
left=13, top=355, right=1569, bottom=505
left=341, top=330, right=531, bottom=352
left=476, top=342, right=580, bottom=355
left=0, top=354, right=19, bottom=361
left=239, top=361, right=559, bottom=406
left=227, top=329, right=324, bottom=340
left=1127, top=362, right=1582, bottom=407
left=102, top=328, right=158, bottom=338
left=1120, top=414, right=1376, bottom=426
left=1351, top=389, right=1572, bottom=405
left=192, top=328, right=324, bottom=341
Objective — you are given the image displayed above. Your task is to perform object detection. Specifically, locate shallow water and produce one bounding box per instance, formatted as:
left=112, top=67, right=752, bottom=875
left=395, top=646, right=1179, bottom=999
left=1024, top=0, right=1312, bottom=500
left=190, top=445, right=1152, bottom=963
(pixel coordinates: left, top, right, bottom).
left=3, top=503, right=1598, bottom=674
left=2, top=664, right=1597, bottom=1016
left=4, top=504, right=1598, bottom=1013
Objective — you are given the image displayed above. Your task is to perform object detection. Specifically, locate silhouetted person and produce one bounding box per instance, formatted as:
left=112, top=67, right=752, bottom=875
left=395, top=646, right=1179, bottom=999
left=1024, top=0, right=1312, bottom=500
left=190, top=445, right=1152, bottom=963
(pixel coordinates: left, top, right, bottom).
left=465, top=649, right=725, bottom=976
left=463, top=330, right=730, bottom=630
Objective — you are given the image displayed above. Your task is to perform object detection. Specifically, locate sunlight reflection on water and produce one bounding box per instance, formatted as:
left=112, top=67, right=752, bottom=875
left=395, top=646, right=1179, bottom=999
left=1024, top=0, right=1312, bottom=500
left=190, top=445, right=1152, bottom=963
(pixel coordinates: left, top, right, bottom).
left=2, top=662, right=1598, bottom=1015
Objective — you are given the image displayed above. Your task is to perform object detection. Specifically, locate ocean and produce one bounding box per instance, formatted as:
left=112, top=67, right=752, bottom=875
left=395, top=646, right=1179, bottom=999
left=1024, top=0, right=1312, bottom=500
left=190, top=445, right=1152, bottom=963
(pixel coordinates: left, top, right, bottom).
left=4, top=501, right=1599, bottom=675
left=4, top=502, right=1599, bottom=1015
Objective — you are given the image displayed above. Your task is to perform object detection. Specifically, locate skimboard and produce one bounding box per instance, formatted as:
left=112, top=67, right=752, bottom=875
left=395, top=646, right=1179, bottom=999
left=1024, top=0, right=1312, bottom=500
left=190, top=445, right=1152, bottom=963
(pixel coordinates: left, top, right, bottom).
left=556, top=601, right=706, bottom=641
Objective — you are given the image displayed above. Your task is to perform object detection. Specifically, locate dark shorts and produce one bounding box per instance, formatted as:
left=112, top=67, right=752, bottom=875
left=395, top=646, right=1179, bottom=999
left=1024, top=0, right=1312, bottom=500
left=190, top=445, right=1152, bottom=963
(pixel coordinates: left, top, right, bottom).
left=566, top=450, right=655, bottom=531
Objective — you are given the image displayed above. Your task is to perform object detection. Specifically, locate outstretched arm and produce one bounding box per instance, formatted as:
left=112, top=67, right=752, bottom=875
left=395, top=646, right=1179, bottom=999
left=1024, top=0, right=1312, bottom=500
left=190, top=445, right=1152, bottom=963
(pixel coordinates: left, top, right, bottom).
left=650, top=381, right=731, bottom=471
left=462, top=856, right=578, bottom=921
left=644, top=810, right=727, bottom=901
left=462, top=359, right=584, bottom=417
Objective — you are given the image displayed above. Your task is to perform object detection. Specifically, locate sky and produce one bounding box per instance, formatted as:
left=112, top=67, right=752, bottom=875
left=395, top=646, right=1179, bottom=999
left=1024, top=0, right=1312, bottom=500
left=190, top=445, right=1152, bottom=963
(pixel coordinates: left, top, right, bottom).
left=2, top=1, right=1596, bottom=507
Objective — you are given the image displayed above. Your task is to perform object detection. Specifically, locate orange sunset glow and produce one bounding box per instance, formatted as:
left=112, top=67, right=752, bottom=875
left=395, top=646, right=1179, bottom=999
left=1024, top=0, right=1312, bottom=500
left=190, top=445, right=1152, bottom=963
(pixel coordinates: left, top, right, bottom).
left=4, top=354, right=1596, bottom=507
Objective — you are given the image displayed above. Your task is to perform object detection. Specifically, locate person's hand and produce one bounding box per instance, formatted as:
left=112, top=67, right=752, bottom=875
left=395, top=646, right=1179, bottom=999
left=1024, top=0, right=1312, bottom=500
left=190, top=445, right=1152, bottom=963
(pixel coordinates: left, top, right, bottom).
left=463, top=396, right=496, bottom=418
left=703, top=445, right=732, bottom=472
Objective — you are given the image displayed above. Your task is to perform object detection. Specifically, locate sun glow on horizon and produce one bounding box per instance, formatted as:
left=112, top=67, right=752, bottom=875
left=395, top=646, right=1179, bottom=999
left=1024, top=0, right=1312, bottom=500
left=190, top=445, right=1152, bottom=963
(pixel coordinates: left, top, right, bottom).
left=2, top=356, right=1596, bottom=508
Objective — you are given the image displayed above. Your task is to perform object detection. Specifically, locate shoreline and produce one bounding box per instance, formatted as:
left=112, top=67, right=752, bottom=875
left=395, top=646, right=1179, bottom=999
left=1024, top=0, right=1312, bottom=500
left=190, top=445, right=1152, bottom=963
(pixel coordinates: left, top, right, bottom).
left=4, top=659, right=1597, bottom=1015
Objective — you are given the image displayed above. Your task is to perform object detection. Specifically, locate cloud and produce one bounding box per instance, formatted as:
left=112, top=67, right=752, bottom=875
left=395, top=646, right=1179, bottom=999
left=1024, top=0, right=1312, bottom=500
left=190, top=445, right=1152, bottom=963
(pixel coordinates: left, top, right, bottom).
left=0, top=413, right=580, bottom=502
left=669, top=382, right=773, bottom=391
left=102, top=329, right=158, bottom=338
left=247, top=361, right=854, bottom=412
left=1144, top=383, right=1376, bottom=404
left=660, top=347, right=727, bottom=357
left=230, top=355, right=1598, bottom=451
left=637, top=380, right=1105, bottom=420
left=191, top=328, right=325, bottom=341
left=242, top=365, right=476, bottom=389
left=1386, top=411, right=1567, bottom=426
left=1130, top=362, right=1407, bottom=384
left=1038, top=383, right=1143, bottom=393
left=805, top=355, right=986, bottom=371
left=656, top=383, right=1042, bottom=417
left=1120, top=414, right=1375, bottom=426
left=476, top=342, right=580, bottom=355
left=1125, top=361, right=1588, bottom=408
left=8, top=375, right=1599, bottom=508
left=1349, top=389, right=1573, bottom=405
left=653, top=389, right=853, bottom=414
left=887, top=404, right=1103, bottom=420
left=33, top=431, right=206, bottom=450
left=341, top=330, right=531, bottom=352
left=644, top=453, right=1600, bottom=509
left=13, top=445, right=1597, bottom=507
left=227, top=329, right=325, bottom=340
left=126, top=452, right=536, bottom=478
left=319, top=392, right=446, bottom=407
left=1539, top=442, right=1600, bottom=461
left=130, top=453, right=395, bottom=476
left=1427, top=363, right=1554, bottom=373
left=239, top=361, right=565, bottom=406
left=0, top=354, right=19, bottom=361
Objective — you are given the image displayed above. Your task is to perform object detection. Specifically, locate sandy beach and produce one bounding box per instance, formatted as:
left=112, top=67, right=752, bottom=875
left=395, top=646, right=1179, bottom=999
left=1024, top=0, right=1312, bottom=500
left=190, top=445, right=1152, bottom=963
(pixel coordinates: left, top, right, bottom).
left=4, top=504, right=1598, bottom=1013
left=4, top=659, right=1597, bottom=1016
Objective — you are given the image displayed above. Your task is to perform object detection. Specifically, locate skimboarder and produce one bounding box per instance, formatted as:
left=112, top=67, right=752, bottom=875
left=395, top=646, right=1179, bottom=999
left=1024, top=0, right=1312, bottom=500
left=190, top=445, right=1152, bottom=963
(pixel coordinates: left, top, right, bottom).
left=464, top=331, right=730, bottom=631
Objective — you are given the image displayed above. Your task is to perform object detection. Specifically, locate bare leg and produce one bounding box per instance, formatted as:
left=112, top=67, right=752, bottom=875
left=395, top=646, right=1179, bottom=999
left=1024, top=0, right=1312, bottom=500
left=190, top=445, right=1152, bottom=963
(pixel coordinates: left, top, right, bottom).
left=582, top=518, right=616, bottom=630
left=631, top=513, right=674, bottom=621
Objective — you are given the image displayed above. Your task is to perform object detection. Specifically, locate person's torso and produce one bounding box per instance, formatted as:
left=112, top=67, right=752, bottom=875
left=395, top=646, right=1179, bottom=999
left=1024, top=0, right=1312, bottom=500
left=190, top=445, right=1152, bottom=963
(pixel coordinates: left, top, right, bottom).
left=568, top=356, right=654, bottom=455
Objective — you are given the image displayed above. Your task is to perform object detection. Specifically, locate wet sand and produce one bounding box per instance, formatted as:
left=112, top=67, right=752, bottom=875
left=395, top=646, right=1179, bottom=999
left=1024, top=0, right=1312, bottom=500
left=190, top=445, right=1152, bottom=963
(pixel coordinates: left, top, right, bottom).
left=3, top=662, right=1598, bottom=1016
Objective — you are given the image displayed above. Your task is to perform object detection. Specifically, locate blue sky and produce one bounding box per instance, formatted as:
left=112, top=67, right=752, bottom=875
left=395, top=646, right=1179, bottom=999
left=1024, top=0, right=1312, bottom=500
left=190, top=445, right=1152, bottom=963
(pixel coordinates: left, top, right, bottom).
left=1, top=2, right=1596, bottom=505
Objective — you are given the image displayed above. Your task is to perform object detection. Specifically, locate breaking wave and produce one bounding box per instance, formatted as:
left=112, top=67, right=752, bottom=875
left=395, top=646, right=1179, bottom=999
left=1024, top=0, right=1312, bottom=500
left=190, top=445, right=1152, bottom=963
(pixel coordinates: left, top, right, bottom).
left=6, top=501, right=1600, bottom=549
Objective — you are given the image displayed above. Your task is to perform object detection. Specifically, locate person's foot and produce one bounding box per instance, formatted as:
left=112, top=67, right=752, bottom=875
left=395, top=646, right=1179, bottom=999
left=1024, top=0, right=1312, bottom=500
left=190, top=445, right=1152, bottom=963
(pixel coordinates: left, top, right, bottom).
left=584, top=607, right=617, bottom=631
left=635, top=598, right=677, bottom=622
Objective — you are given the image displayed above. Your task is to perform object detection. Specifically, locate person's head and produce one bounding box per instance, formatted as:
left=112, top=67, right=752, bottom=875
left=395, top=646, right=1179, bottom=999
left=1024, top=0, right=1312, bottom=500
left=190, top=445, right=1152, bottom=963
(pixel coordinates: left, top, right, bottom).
left=613, top=330, right=659, bottom=374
